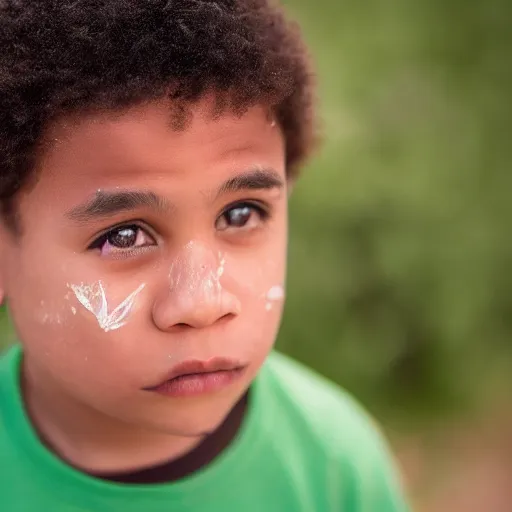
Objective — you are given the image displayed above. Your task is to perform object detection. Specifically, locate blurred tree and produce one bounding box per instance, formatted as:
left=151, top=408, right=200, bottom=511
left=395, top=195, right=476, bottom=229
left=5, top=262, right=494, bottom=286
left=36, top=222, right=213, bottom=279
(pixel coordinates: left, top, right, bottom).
left=278, top=0, right=512, bottom=426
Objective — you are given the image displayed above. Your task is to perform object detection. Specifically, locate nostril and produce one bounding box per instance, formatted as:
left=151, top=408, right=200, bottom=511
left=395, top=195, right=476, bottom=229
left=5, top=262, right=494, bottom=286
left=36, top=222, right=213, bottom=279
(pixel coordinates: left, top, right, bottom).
left=218, top=313, right=235, bottom=324
left=167, top=322, right=192, bottom=333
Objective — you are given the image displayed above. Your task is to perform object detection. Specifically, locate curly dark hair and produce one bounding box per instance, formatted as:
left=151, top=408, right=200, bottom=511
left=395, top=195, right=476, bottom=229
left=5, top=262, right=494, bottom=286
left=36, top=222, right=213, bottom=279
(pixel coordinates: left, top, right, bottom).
left=0, top=0, right=316, bottom=227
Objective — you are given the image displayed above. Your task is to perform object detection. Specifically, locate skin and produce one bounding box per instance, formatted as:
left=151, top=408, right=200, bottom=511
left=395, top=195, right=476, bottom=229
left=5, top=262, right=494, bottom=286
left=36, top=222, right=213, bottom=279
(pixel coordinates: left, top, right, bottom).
left=0, top=97, right=288, bottom=473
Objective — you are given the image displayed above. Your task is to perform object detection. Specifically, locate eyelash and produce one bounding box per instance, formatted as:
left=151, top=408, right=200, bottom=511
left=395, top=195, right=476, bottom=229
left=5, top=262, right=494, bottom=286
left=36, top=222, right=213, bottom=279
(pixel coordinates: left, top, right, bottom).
left=87, top=201, right=271, bottom=254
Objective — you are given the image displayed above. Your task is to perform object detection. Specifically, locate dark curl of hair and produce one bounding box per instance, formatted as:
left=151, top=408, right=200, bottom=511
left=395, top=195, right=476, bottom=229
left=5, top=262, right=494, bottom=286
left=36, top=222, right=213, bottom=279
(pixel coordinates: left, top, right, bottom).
left=0, top=0, right=316, bottom=225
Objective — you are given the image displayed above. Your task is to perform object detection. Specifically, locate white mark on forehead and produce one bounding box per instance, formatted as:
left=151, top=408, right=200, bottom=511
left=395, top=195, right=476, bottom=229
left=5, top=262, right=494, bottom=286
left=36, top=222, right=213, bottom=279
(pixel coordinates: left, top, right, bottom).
left=69, top=281, right=145, bottom=332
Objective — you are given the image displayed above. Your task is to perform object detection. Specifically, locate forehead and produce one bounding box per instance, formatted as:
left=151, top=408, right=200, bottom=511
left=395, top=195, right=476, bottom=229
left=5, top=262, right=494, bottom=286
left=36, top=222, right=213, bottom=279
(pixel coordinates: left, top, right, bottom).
left=28, top=98, right=285, bottom=208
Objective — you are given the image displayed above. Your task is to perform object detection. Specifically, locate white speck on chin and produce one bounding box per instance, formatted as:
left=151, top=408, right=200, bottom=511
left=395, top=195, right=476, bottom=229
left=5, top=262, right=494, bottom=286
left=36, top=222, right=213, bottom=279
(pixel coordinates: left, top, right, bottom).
left=71, top=306, right=77, bottom=315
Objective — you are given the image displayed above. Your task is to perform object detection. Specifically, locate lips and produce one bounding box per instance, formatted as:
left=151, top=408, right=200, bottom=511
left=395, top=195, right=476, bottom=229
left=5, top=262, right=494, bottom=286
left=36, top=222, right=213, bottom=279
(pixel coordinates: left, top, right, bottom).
left=144, top=358, right=246, bottom=397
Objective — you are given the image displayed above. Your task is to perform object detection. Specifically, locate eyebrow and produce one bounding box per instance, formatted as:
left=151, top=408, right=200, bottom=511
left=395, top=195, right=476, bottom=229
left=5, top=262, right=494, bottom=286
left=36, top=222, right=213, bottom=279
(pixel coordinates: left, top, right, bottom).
left=65, top=168, right=284, bottom=223
left=66, top=190, right=173, bottom=222
left=215, top=167, right=284, bottom=199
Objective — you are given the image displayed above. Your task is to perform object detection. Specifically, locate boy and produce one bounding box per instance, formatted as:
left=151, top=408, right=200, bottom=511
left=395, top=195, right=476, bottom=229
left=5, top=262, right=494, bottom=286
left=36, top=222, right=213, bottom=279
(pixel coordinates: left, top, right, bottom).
left=0, top=1, right=410, bottom=510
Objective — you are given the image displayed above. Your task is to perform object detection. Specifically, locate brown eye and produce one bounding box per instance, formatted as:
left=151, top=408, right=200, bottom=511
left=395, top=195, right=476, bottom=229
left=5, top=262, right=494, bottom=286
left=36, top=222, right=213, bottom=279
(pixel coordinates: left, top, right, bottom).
left=89, top=224, right=156, bottom=256
left=216, top=202, right=269, bottom=232
left=108, top=226, right=138, bottom=248
left=225, top=205, right=252, bottom=227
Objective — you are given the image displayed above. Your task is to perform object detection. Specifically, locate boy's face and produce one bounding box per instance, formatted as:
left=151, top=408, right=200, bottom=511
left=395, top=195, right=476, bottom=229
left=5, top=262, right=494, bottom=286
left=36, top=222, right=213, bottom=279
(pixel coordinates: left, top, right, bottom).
left=0, top=98, right=287, bottom=436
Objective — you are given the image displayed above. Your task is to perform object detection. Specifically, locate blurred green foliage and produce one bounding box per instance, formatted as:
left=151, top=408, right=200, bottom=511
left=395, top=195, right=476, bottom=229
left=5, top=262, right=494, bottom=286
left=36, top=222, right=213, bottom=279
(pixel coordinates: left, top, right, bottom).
left=279, top=0, right=512, bottom=426
left=1, top=0, right=511, bottom=429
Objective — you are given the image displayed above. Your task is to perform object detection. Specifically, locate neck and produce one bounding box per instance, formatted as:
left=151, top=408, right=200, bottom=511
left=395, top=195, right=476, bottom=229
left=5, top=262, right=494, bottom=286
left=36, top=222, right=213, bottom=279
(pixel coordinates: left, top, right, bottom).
left=22, top=358, right=245, bottom=477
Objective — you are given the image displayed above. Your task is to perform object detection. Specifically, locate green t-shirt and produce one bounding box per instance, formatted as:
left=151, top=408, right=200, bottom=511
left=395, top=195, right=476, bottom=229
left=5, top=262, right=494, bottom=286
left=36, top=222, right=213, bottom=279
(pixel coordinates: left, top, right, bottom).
left=0, top=344, right=410, bottom=512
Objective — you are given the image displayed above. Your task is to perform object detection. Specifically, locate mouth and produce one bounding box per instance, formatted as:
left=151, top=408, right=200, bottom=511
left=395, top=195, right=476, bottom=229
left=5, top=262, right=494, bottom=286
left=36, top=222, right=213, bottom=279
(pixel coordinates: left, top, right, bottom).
left=143, top=358, right=247, bottom=398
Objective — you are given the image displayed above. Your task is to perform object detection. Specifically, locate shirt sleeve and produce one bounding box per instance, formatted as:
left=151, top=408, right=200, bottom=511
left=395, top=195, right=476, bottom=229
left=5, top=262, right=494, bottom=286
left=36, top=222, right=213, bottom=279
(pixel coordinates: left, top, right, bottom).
left=342, top=421, right=412, bottom=512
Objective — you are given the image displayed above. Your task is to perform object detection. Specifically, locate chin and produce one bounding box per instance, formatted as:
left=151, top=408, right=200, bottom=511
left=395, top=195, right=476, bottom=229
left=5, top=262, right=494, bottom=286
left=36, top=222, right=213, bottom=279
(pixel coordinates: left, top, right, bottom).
left=134, top=399, right=235, bottom=437
left=156, top=416, right=226, bottom=438
left=119, top=372, right=252, bottom=437
left=173, top=427, right=217, bottom=438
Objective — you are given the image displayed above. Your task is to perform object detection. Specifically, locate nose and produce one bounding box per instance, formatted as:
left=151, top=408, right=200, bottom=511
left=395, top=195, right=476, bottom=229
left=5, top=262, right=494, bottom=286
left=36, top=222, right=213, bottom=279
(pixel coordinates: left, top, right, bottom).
left=152, top=241, right=241, bottom=331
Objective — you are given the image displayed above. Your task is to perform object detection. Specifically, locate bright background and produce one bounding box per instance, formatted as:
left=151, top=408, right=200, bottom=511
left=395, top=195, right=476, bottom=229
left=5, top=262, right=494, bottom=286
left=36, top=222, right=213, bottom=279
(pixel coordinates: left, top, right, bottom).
left=1, top=0, right=511, bottom=509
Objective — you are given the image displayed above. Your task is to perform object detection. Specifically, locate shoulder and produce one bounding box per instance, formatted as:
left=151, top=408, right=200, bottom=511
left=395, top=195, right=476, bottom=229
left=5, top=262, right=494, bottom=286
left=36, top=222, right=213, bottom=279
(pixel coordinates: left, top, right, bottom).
left=264, top=351, right=384, bottom=450
left=262, top=351, right=410, bottom=511
left=0, top=343, right=20, bottom=386
left=0, top=344, right=22, bottom=427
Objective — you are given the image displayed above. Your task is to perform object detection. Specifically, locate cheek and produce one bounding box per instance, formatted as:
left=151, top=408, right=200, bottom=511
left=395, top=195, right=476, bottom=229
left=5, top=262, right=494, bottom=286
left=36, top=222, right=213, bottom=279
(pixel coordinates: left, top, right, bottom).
left=69, top=280, right=145, bottom=333
left=5, top=245, right=72, bottom=329
left=9, top=269, right=146, bottom=355
left=7, top=277, right=73, bottom=335
left=223, top=249, right=286, bottom=317
left=13, top=275, right=149, bottom=391
left=264, top=284, right=286, bottom=312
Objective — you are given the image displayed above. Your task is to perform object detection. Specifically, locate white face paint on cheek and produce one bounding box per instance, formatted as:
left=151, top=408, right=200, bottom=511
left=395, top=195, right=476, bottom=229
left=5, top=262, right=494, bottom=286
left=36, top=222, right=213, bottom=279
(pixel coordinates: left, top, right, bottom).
left=35, top=299, right=65, bottom=326
left=69, top=280, right=145, bottom=332
left=265, top=285, right=285, bottom=311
